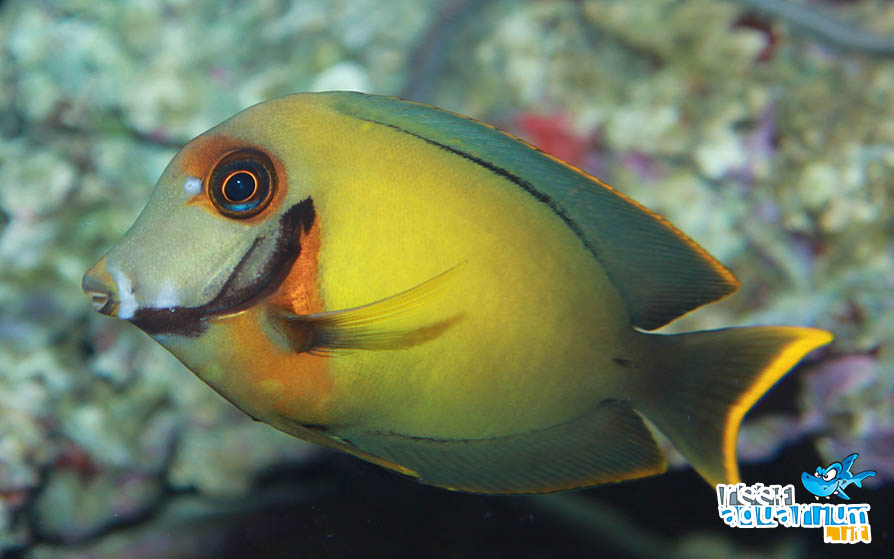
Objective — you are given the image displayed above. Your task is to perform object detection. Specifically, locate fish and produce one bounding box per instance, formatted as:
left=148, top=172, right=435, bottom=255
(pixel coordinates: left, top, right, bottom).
left=801, top=453, right=876, bottom=500
left=82, top=91, right=833, bottom=494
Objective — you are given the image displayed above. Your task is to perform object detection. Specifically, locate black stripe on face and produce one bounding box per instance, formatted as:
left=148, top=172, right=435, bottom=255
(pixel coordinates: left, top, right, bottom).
left=359, top=118, right=595, bottom=258
left=131, top=198, right=316, bottom=337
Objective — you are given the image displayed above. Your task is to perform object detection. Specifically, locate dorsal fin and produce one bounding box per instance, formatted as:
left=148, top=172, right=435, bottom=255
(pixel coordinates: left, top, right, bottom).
left=327, top=92, right=739, bottom=330
left=840, top=453, right=858, bottom=476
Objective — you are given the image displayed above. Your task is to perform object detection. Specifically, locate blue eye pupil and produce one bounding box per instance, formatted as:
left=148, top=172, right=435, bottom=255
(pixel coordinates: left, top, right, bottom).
left=224, top=172, right=256, bottom=203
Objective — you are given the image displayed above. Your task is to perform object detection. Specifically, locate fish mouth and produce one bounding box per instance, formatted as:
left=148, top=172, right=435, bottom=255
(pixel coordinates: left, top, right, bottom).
left=88, top=291, right=113, bottom=314
left=82, top=268, right=119, bottom=316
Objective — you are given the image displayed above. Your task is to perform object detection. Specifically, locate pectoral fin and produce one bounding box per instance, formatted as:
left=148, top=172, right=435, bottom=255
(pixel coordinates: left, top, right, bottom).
left=273, top=264, right=464, bottom=354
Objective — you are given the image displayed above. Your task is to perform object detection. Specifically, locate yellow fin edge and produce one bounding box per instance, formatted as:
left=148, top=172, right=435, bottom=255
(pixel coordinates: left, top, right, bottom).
left=720, top=327, right=834, bottom=485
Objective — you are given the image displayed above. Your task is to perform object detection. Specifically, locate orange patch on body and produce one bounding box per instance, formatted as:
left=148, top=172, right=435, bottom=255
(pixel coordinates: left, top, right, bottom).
left=207, top=309, right=332, bottom=425
left=207, top=213, right=333, bottom=425
left=269, top=217, right=324, bottom=315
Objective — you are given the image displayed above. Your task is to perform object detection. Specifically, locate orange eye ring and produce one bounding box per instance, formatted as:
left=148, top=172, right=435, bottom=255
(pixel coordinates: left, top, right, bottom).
left=207, top=149, right=276, bottom=218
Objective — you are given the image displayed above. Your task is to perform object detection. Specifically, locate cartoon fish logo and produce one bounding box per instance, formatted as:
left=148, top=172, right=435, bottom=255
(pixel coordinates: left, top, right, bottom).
left=82, top=92, right=833, bottom=494
left=801, top=453, right=876, bottom=500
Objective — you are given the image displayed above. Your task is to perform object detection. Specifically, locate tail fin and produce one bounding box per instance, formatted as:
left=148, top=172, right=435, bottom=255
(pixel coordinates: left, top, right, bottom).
left=637, top=327, right=832, bottom=486
left=851, top=471, right=876, bottom=488
left=840, top=453, right=876, bottom=488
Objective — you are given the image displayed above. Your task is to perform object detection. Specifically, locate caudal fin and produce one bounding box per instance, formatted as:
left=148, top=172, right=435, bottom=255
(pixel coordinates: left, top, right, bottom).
left=852, top=471, right=876, bottom=488
left=637, top=326, right=832, bottom=486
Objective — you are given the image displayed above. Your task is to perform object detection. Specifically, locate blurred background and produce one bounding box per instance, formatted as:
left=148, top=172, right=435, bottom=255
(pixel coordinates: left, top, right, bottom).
left=0, top=0, right=892, bottom=557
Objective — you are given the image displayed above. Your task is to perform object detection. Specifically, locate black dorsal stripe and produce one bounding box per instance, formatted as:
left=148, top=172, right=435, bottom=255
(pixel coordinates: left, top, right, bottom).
left=359, top=118, right=595, bottom=257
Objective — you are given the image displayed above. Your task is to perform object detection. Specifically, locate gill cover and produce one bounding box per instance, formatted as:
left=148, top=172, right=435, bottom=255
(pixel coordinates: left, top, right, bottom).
left=83, top=124, right=316, bottom=337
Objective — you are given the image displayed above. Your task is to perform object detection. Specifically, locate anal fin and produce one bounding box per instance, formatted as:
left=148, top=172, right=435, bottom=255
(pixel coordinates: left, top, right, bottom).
left=345, top=400, right=667, bottom=494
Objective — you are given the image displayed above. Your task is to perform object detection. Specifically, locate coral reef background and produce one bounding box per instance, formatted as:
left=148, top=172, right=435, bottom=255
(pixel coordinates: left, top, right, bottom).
left=0, top=0, right=891, bottom=557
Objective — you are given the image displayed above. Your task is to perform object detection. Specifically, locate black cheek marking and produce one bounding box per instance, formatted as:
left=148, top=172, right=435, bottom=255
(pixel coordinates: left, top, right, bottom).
left=358, top=118, right=595, bottom=258
left=203, top=236, right=266, bottom=314
left=203, top=197, right=315, bottom=316
left=130, top=306, right=208, bottom=338
left=131, top=198, right=316, bottom=337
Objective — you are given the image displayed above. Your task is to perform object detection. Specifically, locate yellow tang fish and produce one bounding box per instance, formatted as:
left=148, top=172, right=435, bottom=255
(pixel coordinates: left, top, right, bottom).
left=83, top=92, right=832, bottom=494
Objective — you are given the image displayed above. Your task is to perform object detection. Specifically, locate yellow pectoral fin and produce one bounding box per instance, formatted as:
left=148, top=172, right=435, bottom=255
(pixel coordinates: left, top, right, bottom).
left=273, top=263, right=465, bottom=354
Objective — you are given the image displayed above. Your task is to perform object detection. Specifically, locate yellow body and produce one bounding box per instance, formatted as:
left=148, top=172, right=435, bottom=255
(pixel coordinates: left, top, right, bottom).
left=83, top=92, right=832, bottom=493
left=273, top=102, right=632, bottom=436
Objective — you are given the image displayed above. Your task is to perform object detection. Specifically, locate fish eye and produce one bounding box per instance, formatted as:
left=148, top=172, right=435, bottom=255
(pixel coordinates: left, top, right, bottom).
left=208, top=149, right=276, bottom=218
left=823, top=468, right=837, bottom=481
